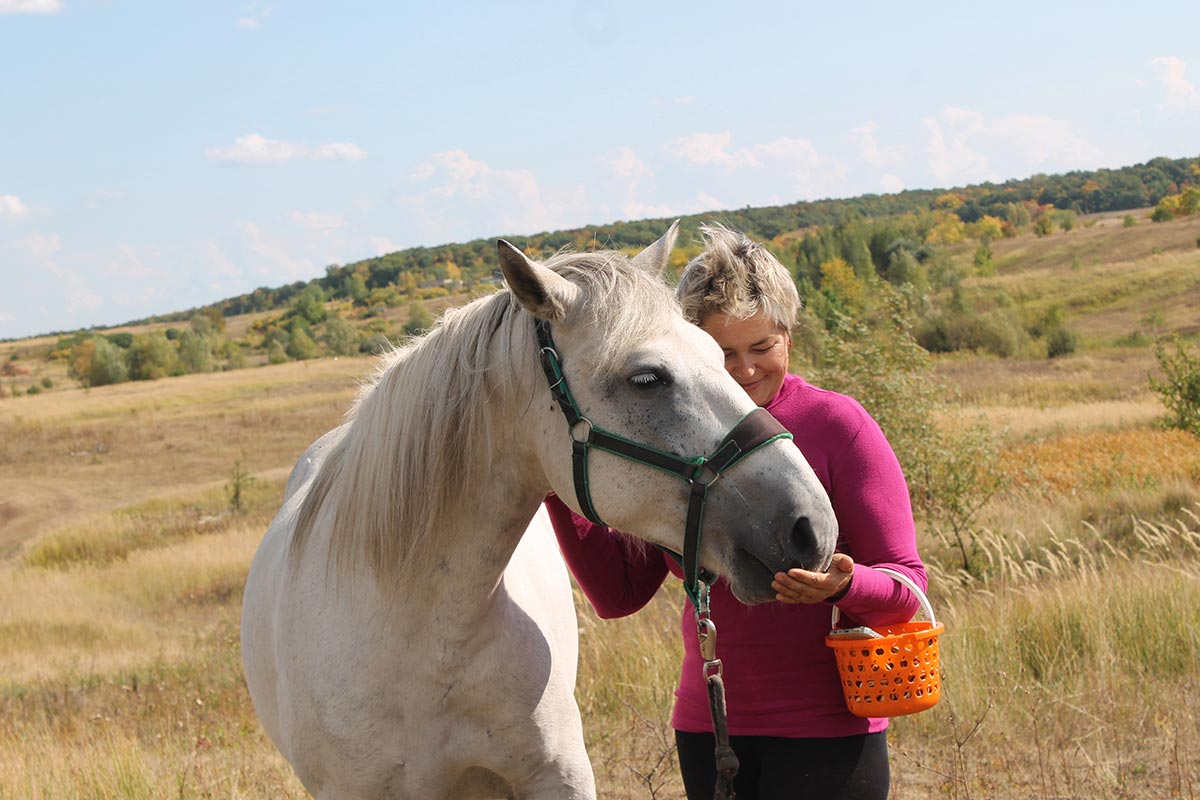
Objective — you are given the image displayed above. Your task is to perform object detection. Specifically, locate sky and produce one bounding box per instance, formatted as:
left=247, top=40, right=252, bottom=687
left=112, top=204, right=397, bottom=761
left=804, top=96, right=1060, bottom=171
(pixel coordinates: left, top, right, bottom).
left=2, top=1, right=1199, bottom=340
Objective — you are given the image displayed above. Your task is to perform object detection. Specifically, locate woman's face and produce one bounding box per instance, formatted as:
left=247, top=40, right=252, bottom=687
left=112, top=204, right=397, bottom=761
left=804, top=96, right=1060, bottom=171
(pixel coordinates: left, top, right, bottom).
left=700, top=311, right=791, bottom=407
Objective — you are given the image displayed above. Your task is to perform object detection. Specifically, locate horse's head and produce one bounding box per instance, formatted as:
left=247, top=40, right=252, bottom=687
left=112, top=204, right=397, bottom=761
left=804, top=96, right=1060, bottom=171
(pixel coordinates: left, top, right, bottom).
left=499, top=226, right=838, bottom=605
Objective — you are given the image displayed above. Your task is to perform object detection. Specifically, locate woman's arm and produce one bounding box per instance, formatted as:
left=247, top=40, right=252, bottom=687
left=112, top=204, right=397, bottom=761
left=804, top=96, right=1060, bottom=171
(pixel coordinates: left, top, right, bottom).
left=544, top=493, right=669, bottom=619
left=771, top=398, right=926, bottom=626
left=825, top=406, right=926, bottom=628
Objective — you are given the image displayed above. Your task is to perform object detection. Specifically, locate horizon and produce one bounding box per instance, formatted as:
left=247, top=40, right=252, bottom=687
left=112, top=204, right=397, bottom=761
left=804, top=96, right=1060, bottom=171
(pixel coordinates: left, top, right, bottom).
left=3, top=1, right=1199, bottom=339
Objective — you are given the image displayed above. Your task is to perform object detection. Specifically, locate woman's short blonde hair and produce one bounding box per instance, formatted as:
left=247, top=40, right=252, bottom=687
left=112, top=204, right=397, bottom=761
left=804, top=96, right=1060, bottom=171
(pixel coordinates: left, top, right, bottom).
left=676, top=223, right=800, bottom=330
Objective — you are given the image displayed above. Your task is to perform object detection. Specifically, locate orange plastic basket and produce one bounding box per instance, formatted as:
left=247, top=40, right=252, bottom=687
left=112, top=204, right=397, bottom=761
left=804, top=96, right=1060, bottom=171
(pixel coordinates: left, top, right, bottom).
left=825, top=568, right=944, bottom=718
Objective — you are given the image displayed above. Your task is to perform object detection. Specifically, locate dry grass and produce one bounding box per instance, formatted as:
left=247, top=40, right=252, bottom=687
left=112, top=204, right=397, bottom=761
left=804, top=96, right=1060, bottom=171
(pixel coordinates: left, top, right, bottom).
left=0, top=358, right=369, bottom=554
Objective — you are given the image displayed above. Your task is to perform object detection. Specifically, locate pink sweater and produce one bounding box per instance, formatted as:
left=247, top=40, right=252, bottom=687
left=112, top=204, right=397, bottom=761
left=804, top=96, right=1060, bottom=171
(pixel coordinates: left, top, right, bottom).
left=546, top=372, right=926, bottom=737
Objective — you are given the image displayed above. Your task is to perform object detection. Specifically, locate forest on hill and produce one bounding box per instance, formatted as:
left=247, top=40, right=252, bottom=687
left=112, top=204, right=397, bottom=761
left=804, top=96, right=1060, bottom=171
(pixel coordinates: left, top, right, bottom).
left=6, top=154, right=1199, bottom=396
left=191, top=154, right=1200, bottom=320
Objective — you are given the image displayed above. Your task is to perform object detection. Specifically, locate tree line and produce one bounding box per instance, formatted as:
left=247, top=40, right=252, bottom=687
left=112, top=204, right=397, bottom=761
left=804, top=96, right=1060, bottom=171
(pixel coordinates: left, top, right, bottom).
left=124, top=155, right=1197, bottom=329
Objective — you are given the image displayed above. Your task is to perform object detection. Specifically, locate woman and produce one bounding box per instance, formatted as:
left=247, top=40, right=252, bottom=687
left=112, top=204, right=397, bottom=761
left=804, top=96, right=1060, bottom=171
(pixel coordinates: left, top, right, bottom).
left=545, top=224, right=926, bottom=800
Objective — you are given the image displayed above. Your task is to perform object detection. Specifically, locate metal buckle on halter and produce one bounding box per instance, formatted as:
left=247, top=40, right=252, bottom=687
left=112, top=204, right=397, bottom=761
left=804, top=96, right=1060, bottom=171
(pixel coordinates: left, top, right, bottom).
left=697, top=617, right=723, bottom=678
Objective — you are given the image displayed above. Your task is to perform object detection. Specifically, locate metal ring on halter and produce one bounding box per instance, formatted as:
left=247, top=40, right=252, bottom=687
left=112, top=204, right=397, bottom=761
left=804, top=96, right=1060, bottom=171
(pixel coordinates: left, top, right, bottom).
left=569, top=418, right=592, bottom=443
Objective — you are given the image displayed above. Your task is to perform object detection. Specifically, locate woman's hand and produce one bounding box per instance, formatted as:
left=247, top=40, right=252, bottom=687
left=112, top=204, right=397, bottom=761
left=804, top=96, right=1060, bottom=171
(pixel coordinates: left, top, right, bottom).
left=772, top=553, right=854, bottom=604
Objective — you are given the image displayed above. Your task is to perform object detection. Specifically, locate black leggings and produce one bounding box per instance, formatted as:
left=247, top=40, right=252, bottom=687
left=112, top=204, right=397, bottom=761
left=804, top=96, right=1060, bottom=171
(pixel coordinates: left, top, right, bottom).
left=675, top=729, right=889, bottom=800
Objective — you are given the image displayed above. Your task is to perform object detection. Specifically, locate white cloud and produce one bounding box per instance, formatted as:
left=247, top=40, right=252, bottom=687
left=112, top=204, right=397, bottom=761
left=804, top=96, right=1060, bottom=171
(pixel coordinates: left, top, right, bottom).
left=105, top=244, right=161, bottom=280
left=205, top=242, right=243, bottom=289
left=311, top=142, right=368, bottom=161
left=987, top=114, right=1103, bottom=165
left=207, top=135, right=308, bottom=164
left=289, top=211, right=344, bottom=232
left=0, top=194, right=28, bottom=217
left=611, top=146, right=651, bottom=181
left=237, top=3, right=269, bottom=29
left=369, top=236, right=397, bottom=256
left=923, top=107, right=1101, bottom=185
left=666, top=132, right=845, bottom=201
left=237, top=221, right=310, bottom=280
left=923, top=114, right=995, bottom=185
left=669, top=131, right=761, bottom=171
left=20, top=231, right=60, bottom=260
left=0, top=310, right=12, bottom=323
left=402, top=149, right=586, bottom=239
left=1152, top=56, right=1200, bottom=109
left=852, top=121, right=906, bottom=168
left=206, top=134, right=367, bottom=164
left=0, top=0, right=61, bottom=13
left=19, top=233, right=102, bottom=313
left=673, top=96, right=696, bottom=106
left=880, top=175, right=904, bottom=194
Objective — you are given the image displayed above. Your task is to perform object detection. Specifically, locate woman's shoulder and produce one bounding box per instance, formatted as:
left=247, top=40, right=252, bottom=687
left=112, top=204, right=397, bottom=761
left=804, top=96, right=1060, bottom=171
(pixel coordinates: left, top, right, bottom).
left=772, top=373, right=873, bottom=426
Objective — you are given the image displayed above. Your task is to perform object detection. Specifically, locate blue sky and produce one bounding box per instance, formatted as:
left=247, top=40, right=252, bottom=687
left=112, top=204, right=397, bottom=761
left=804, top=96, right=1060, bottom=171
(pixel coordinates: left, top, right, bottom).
left=2, top=1, right=1198, bottom=339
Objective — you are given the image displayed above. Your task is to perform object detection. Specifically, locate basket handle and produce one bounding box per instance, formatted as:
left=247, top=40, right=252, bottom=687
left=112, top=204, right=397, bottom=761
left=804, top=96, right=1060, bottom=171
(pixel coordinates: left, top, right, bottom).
left=830, top=566, right=935, bottom=628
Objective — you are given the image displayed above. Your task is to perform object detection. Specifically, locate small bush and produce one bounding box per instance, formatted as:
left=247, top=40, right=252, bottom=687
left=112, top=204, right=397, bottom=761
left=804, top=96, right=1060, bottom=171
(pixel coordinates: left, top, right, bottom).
left=127, top=332, right=177, bottom=380
left=1150, top=335, right=1200, bottom=437
left=267, top=339, right=289, bottom=365
left=1046, top=326, right=1078, bottom=359
left=89, top=337, right=130, bottom=386
left=41, top=377, right=52, bottom=389
left=1123, top=215, right=1137, bottom=228
left=26, top=384, right=41, bottom=395
left=287, top=328, right=318, bottom=360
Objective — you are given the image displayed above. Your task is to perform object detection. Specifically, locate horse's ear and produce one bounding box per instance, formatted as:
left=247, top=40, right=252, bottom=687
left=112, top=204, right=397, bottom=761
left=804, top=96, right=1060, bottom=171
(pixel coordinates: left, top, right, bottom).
left=630, top=220, right=680, bottom=275
left=497, top=240, right=580, bottom=322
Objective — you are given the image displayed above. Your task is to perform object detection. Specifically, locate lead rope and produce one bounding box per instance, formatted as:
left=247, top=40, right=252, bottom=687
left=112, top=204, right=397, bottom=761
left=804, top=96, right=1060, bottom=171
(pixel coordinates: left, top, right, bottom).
left=696, top=588, right=738, bottom=800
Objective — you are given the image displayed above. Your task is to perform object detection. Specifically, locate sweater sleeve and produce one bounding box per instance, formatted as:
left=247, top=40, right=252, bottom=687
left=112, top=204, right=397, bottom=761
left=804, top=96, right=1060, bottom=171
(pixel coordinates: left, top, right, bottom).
left=826, top=405, right=927, bottom=629
left=544, top=493, right=669, bottom=619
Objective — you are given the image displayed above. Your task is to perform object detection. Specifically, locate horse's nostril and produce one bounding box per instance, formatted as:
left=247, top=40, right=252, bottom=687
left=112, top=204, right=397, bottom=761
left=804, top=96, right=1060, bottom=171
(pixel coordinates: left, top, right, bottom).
left=790, top=516, right=818, bottom=569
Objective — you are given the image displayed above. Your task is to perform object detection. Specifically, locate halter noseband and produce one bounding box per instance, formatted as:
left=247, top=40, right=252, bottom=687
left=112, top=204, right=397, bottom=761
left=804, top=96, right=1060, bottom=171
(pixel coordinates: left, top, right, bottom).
left=535, top=319, right=792, bottom=609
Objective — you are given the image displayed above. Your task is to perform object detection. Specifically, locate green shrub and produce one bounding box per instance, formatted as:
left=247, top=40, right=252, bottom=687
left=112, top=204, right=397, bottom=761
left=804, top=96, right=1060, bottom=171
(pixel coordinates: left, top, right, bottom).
left=918, top=309, right=1025, bottom=357
left=177, top=329, right=213, bottom=373
left=89, top=337, right=130, bottom=386
left=286, top=328, right=318, bottom=360
left=403, top=301, right=434, bottom=337
left=322, top=316, right=361, bottom=356
left=1046, top=326, right=1078, bottom=358
left=26, top=384, right=41, bottom=395
left=104, top=332, right=134, bottom=349
left=128, top=332, right=178, bottom=380
left=1150, top=335, right=1200, bottom=437
left=1123, top=215, right=1137, bottom=228
left=267, top=339, right=289, bottom=364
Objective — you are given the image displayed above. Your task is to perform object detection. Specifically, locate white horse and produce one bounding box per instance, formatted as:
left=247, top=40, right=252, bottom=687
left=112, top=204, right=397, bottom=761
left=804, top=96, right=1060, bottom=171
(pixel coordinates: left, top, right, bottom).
left=241, top=225, right=838, bottom=799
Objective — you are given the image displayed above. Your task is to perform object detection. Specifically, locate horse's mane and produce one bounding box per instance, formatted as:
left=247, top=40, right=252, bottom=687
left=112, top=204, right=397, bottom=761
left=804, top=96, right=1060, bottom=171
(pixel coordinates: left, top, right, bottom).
left=289, top=248, right=677, bottom=584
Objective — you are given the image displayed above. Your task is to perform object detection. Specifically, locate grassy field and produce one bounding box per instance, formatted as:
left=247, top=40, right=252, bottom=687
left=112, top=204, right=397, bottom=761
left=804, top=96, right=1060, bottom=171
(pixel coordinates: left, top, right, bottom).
left=2, top=212, right=1199, bottom=798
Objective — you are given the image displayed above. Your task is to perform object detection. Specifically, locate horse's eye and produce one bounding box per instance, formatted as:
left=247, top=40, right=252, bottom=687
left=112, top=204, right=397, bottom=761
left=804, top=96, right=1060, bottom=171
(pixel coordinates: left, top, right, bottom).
left=628, top=369, right=667, bottom=389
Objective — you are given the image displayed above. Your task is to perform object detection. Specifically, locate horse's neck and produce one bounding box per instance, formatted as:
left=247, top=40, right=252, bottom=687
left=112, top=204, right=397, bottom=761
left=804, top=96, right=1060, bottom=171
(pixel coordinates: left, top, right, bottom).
left=398, top=395, right=551, bottom=615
